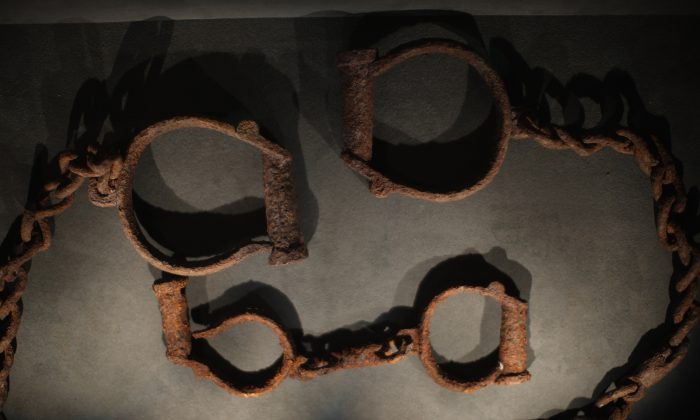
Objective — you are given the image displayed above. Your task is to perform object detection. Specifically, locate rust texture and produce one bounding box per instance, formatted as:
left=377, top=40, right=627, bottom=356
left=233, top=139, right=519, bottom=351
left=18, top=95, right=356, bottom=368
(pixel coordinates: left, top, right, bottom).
left=153, top=275, right=192, bottom=361
left=117, top=116, right=308, bottom=276
left=0, top=37, right=696, bottom=420
left=416, top=282, right=531, bottom=392
left=337, top=40, right=512, bottom=202
left=152, top=276, right=529, bottom=396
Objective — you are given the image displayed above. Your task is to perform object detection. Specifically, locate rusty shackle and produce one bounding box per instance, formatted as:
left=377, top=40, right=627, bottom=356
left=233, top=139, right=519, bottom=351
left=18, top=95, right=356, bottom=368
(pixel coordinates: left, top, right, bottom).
left=153, top=276, right=530, bottom=397
left=116, top=116, right=308, bottom=276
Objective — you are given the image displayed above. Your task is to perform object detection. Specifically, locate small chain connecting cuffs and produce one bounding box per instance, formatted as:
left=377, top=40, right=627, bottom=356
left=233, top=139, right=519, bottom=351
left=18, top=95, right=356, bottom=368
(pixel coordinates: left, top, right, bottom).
left=153, top=276, right=530, bottom=397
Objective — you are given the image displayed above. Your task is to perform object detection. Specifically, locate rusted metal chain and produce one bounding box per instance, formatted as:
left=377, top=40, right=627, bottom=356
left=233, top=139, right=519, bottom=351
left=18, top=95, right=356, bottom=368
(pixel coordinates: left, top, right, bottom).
left=153, top=276, right=530, bottom=397
left=0, top=142, right=121, bottom=408
left=511, top=111, right=698, bottom=418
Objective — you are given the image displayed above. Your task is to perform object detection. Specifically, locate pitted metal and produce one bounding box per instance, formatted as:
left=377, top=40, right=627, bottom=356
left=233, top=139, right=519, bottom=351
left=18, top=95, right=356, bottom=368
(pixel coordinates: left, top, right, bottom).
left=152, top=276, right=530, bottom=397
left=0, top=36, right=696, bottom=420
left=117, top=116, right=308, bottom=276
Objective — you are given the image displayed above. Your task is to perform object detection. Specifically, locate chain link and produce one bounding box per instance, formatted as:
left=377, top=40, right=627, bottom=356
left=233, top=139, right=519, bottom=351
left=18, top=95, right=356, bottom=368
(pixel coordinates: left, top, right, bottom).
left=292, top=325, right=417, bottom=379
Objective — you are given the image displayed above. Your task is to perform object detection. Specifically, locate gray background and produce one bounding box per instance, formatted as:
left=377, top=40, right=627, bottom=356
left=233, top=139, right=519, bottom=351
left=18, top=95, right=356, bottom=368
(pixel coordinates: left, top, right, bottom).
left=1, top=11, right=699, bottom=420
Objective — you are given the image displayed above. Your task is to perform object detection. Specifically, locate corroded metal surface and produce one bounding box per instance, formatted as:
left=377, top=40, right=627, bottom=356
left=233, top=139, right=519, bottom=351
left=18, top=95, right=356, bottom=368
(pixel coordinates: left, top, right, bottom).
left=0, top=35, right=696, bottom=420
left=117, top=116, right=308, bottom=276
left=152, top=276, right=530, bottom=396
left=337, top=40, right=512, bottom=202
left=417, top=282, right=531, bottom=392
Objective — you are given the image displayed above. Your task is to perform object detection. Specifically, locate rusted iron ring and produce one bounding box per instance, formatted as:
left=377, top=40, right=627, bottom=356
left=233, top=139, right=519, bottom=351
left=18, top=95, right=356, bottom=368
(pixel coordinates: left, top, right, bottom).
left=192, top=313, right=295, bottom=397
left=337, top=40, right=512, bottom=202
left=117, top=116, right=308, bottom=276
left=418, top=282, right=530, bottom=392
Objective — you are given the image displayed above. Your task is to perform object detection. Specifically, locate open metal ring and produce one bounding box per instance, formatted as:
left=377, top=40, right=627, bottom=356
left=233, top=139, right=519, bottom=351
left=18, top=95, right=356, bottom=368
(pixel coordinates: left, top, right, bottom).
left=116, top=116, right=307, bottom=276
left=417, top=281, right=530, bottom=392
left=191, top=313, right=296, bottom=397
left=337, top=40, right=512, bottom=202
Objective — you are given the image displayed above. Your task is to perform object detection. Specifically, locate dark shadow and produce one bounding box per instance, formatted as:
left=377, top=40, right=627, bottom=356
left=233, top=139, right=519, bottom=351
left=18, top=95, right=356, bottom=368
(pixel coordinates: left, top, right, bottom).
left=0, top=217, right=23, bottom=272
left=371, top=106, right=500, bottom=193
left=187, top=279, right=304, bottom=390
left=489, top=37, right=672, bottom=150
left=9, top=13, right=696, bottom=417
left=538, top=320, right=699, bottom=419
left=537, top=325, right=675, bottom=419
left=681, top=187, right=700, bottom=245
left=61, top=19, right=173, bottom=285
left=347, top=11, right=487, bottom=55
left=411, top=250, right=532, bottom=381
left=191, top=280, right=302, bottom=336
left=131, top=136, right=267, bottom=258
left=412, top=252, right=524, bottom=312
left=293, top=14, right=352, bottom=153
left=65, top=19, right=173, bottom=157
left=189, top=338, right=288, bottom=393
left=133, top=193, right=266, bottom=258
left=153, top=273, right=291, bottom=391
left=184, top=52, right=319, bottom=244
left=355, top=12, right=500, bottom=193
left=118, top=52, right=314, bottom=257
left=110, top=53, right=272, bottom=260
left=186, top=250, right=528, bottom=389
left=0, top=144, right=52, bottom=270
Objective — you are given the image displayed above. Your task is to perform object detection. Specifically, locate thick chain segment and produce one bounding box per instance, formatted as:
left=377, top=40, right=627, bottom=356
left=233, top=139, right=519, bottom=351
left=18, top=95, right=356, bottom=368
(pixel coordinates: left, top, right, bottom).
left=0, top=143, right=122, bottom=408
left=512, top=112, right=699, bottom=418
